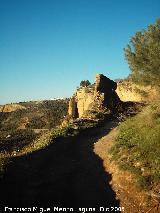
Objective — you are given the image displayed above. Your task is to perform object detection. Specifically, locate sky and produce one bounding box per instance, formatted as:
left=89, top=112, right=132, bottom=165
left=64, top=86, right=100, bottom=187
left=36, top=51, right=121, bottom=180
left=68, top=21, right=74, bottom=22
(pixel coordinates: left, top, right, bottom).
left=0, top=0, right=160, bottom=104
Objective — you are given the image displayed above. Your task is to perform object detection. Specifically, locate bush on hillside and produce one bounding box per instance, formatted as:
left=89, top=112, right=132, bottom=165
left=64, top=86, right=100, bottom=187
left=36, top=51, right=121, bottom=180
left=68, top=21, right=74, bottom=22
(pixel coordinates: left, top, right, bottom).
left=124, top=19, right=160, bottom=87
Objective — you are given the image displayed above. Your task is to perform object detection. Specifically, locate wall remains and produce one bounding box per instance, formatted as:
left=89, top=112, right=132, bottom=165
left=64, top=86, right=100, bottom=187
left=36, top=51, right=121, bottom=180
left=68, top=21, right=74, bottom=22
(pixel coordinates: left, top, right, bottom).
left=68, top=74, right=121, bottom=119
left=68, top=74, right=160, bottom=119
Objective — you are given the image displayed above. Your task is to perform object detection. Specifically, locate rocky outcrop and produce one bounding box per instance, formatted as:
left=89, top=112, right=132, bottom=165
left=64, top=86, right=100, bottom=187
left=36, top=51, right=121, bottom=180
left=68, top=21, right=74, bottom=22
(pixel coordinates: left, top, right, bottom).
left=68, top=74, right=122, bottom=119
left=76, top=86, right=95, bottom=117
left=95, top=74, right=121, bottom=110
left=68, top=96, right=79, bottom=118
left=116, top=81, right=160, bottom=102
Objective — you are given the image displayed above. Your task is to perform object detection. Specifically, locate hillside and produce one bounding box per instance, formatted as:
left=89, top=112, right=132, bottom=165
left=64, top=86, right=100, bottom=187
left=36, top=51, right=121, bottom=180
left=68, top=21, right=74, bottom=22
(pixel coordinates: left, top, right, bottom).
left=0, top=99, right=68, bottom=159
left=95, top=101, right=160, bottom=212
left=0, top=99, right=68, bottom=131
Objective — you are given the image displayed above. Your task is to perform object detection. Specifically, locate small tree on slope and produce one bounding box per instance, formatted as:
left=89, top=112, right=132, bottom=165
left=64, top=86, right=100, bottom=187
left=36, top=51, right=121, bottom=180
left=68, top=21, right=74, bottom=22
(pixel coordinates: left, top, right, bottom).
left=124, top=19, right=160, bottom=87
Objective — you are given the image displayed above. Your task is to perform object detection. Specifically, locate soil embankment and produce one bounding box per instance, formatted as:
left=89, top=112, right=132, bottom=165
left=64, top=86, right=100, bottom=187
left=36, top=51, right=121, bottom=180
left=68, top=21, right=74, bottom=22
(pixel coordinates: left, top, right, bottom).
left=94, top=126, right=160, bottom=213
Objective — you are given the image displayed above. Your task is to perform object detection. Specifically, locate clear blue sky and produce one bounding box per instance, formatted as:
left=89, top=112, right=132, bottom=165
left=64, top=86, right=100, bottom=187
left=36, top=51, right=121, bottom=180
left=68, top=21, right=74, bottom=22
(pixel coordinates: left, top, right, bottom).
left=0, top=0, right=160, bottom=104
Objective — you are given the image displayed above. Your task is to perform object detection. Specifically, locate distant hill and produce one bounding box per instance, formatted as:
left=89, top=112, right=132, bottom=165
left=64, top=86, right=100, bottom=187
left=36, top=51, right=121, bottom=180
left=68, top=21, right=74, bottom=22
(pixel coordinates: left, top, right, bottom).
left=0, top=99, right=69, bottom=154
left=0, top=103, right=26, bottom=112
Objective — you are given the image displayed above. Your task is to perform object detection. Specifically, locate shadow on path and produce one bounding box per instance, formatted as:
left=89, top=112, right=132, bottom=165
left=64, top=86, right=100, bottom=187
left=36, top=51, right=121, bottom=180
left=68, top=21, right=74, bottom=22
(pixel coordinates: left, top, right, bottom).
left=0, top=120, right=120, bottom=210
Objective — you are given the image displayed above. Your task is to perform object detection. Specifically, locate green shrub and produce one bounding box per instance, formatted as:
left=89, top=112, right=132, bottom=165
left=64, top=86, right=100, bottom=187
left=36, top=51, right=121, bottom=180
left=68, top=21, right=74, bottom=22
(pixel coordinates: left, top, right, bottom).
left=80, top=80, right=91, bottom=87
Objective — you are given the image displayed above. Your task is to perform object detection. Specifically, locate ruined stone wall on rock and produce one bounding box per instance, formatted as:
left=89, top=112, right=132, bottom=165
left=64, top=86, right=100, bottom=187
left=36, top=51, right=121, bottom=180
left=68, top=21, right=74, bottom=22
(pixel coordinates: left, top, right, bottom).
left=68, top=74, right=160, bottom=119
left=68, top=74, right=121, bottom=119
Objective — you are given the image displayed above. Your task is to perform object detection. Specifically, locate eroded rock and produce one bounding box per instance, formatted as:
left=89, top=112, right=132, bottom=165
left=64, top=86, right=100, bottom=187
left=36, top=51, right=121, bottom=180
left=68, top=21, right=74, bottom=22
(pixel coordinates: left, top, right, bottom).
left=68, top=74, right=122, bottom=119
left=68, top=96, right=79, bottom=118
left=95, top=74, right=117, bottom=93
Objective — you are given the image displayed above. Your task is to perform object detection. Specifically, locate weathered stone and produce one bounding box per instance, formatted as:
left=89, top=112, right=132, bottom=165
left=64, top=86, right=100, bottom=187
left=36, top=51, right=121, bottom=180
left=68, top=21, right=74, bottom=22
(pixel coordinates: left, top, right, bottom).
left=94, top=74, right=121, bottom=111
left=76, top=87, right=94, bottom=117
left=68, top=74, right=122, bottom=119
left=95, top=74, right=117, bottom=93
left=68, top=96, right=78, bottom=118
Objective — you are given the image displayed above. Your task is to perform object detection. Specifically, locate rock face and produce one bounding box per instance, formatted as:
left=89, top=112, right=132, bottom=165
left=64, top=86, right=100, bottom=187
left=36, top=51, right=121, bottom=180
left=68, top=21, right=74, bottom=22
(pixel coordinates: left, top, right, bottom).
left=68, top=97, right=79, bottom=118
left=68, top=74, right=122, bottom=119
left=76, top=86, right=95, bottom=117
left=95, top=74, right=117, bottom=93
left=116, top=81, right=160, bottom=102
left=95, top=74, right=120, bottom=110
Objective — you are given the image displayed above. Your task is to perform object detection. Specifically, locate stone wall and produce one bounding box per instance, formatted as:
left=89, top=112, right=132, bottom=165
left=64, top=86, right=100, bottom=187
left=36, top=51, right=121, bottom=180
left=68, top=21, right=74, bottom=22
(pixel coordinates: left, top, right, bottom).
left=68, top=74, right=121, bottom=119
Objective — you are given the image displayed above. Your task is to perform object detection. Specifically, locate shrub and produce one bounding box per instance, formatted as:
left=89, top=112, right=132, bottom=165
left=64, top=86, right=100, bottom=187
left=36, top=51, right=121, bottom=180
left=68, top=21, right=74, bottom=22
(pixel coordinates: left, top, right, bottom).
left=124, top=19, right=160, bottom=87
left=80, top=80, right=91, bottom=87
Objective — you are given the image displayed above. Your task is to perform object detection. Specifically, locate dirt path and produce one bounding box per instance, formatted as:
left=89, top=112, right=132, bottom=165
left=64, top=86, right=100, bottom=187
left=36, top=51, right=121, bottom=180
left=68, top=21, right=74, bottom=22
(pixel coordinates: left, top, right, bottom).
left=0, top=120, right=120, bottom=211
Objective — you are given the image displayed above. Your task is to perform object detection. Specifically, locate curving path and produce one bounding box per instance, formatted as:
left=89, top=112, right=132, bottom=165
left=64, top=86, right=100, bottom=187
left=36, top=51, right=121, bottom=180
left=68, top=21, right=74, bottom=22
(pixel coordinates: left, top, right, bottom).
left=0, top=120, right=120, bottom=211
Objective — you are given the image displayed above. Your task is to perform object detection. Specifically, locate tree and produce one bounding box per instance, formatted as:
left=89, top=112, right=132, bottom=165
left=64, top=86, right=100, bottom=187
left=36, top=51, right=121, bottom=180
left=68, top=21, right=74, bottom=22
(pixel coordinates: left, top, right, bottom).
left=124, top=19, right=160, bottom=87
left=80, top=80, right=91, bottom=87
